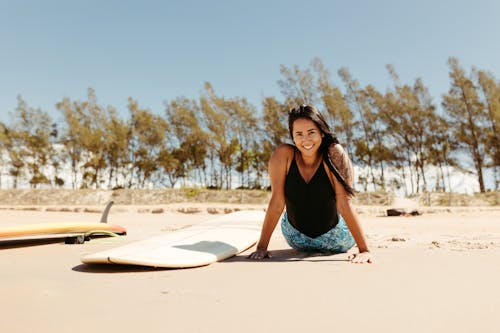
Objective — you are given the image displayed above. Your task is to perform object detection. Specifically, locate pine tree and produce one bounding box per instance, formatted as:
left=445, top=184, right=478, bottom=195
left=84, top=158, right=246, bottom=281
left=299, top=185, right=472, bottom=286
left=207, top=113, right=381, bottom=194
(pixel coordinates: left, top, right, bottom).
left=442, top=58, right=487, bottom=192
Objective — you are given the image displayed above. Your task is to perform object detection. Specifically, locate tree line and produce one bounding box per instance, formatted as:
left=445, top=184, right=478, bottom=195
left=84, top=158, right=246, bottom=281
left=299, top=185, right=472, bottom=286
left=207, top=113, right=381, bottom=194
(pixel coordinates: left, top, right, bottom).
left=0, top=57, right=499, bottom=194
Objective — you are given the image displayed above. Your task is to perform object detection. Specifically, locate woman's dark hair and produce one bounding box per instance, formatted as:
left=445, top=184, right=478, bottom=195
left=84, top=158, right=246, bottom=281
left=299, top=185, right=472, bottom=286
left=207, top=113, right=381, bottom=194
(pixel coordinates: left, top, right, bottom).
left=288, top=104, right=355, bottom=196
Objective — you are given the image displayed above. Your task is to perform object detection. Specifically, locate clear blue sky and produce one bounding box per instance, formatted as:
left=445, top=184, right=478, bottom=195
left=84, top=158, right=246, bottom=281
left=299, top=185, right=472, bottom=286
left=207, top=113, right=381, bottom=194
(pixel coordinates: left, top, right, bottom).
left=1, top=0, right=500, bottom=124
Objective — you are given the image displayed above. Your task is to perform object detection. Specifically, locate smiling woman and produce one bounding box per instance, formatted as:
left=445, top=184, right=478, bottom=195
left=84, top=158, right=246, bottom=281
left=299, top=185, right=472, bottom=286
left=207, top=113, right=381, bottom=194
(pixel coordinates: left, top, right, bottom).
left=248, top=104, right=372, bottom=263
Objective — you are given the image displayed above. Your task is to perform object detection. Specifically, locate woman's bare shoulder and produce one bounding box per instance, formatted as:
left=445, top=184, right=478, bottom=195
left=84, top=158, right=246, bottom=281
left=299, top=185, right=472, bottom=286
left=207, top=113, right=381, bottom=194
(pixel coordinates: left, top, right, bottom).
left=327, top=143, right=353, bottom=184
left=274, top=143, right=295, bottom=155
left=328, top=143, right=347, bottom=157
left=269, top=144, right=295, bottom=168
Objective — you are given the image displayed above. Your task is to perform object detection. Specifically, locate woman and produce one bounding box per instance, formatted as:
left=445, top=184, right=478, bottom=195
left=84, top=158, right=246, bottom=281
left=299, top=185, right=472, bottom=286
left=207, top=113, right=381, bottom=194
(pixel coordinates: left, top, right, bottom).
left=248, top=104, right=372, bottom=263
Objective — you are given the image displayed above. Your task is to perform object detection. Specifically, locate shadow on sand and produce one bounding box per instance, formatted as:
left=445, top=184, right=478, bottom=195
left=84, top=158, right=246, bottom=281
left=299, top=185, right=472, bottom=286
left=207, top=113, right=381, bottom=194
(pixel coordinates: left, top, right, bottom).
left=72, top=263, right=181, bottom=273
left=224, top=248, right=350, bottom=263
left=72, top=248, right=349, bottom=273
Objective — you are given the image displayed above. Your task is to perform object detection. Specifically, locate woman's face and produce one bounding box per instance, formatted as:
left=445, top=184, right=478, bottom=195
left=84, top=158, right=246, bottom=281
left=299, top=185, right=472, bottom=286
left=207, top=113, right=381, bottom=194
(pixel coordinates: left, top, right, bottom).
left=292, top=118, right=322, bottom=158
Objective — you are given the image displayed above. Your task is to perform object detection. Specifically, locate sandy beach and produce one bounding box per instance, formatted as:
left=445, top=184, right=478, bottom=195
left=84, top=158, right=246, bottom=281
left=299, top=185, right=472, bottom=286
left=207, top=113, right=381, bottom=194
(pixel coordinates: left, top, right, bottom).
left=1, top=204, right=499, bottom=333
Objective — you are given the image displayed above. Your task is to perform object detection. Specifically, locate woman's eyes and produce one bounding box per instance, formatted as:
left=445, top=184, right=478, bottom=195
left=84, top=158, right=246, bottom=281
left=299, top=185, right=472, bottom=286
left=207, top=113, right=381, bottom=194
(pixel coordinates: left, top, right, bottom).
left=294, top=131, right=317, bottom=139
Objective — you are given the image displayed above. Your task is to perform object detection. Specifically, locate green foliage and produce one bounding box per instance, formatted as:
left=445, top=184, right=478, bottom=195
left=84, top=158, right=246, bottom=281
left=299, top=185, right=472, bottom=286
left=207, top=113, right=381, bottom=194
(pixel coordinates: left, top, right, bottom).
left=1, top=57, right=499, bottom=193
left=442, top=58, right=489, bottom=192
left=165, top=96, right=208, bottom=186
left=104, top=107, right=132, bottom=189
left=339, top=68, right=381, bottom=190
left=262, top=97, right=288, bottom=146
left=7, top=96, right=55, bottom=188
left=129, top=97, right=169, bottom=188
left=56, top=88, right=110, bottom=189
left=182, top=187, right=201, bottom=199
left=313, top=58, right=355, bottom=151
left=199, top=82, right=260, bottom=189
left=477, top=70, right=500, bottom=169
left=278, top=63, right=318, bottom=107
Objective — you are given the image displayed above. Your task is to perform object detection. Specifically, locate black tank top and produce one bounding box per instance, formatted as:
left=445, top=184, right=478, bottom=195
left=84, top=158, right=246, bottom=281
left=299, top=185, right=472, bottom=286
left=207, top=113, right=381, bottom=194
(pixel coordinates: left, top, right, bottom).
left=284, top=156, right=339, bottom=238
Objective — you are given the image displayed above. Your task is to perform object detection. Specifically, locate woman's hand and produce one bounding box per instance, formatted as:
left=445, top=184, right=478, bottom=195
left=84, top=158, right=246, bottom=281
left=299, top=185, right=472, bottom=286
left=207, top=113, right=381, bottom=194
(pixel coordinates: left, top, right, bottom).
left=247, top=248, right=273, bottom=260
left=349, top=251, right=373, bottom=264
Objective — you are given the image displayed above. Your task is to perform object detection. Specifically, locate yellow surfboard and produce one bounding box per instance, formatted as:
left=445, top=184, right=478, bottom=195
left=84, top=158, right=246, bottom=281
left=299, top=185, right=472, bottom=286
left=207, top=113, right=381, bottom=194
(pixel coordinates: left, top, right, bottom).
left=0, top=222, right=127, bottom=243
left=0, top=202, right=126, bottom=244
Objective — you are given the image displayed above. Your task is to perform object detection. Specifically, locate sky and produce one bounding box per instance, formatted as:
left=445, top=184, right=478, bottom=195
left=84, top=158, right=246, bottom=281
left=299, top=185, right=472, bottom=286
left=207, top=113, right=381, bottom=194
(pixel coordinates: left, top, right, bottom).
left=1, top=0, right=500, bottom=124
left=1, top=0, right=499, bottom=191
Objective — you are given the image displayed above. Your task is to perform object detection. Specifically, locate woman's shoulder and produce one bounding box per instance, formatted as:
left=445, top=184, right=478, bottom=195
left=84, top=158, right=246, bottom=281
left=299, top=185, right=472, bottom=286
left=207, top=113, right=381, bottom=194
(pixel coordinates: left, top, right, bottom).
left=270, top=144, right=295, bottom=165
left=327, top=143, right=353, bottom=170
left=326, top=143, right=354, bottom=184
left=327, top=143, right=347, bottom=158
left=275, top=143, right=295, bottom=155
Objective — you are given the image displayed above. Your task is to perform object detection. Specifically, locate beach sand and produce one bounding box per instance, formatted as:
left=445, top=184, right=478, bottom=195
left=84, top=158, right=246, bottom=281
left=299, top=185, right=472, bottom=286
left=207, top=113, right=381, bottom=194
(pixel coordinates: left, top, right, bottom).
left=1, top=205, right=499, bottom=333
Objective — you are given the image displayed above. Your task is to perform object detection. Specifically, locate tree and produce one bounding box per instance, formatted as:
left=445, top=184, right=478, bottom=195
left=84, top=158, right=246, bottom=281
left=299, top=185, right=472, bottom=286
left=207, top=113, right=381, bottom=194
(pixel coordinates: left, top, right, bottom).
left=157, top=147, right=185, bottom=188
left=104, top=106, right=132, bottom=189
left=442, top=58, right=488, bottom=192
left=261, top=96, right=288, bottom=145
left=0, top=122, right=12, bottom=188
left=277, top=62, right=318, bottom=108
left=78, top=89, right=109, bottom=188
left=381, top=66, right=443, bottom=193
left=338, top=68, right=380, bottom=191
left=128, top=97, right=169, bottom=188
left=427, top=114, right=459, bottom=192
left=476, top=70, right=500, bottom=189
left=57, top=97, right=83, bottom=189
left=312, top=58, right=355, bottom=154
left=4, top=132, right=24, bottom=189
left=227, top=97, right=259, bottom=188
left=363, top=85, right=394, bottom=191
left=250, top=140, right=272, bottom=189
left=165, top=97, right=208, bottom=187
left=57, top=88, right=110, bottom=189
left=8, top=96, right=55, bottom=188
left=200, top=82, right=239, bottom=189
left=256, top=97, right=288, bottom=188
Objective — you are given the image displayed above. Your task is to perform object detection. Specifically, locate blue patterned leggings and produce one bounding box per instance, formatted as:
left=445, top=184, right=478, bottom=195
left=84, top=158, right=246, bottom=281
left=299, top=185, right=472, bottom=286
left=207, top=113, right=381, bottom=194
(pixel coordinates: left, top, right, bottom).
left=281, top=212, right=355, bottom=253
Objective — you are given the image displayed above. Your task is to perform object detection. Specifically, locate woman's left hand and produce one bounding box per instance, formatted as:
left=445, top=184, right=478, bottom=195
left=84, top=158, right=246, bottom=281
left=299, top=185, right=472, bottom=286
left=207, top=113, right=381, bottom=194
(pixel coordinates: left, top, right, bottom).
left=349, top=251, right=373, bottom=264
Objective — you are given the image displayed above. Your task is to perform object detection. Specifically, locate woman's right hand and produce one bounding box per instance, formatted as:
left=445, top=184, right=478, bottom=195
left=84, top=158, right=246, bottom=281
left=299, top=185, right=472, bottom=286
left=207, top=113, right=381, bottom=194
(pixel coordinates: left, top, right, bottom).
left=247, top=248, right=272, bottom=260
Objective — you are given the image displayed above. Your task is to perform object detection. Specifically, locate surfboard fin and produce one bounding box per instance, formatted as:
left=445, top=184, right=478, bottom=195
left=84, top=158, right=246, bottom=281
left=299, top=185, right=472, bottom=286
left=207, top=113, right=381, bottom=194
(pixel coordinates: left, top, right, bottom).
left=100, top=201, right=114, bottom=223
left=65, top=235, right=86, bottom=244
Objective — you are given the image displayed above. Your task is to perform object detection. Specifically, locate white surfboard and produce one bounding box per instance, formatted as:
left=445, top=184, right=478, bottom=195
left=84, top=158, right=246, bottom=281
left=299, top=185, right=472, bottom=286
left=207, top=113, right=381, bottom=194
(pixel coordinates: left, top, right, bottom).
left=81, top=210, right=265, bottom=268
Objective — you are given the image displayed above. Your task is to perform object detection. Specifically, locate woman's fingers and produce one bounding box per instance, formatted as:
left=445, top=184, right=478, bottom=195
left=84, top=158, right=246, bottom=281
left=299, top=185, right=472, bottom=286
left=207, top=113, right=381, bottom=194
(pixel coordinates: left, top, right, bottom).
left=247, top=250, right=272, bottom=260
left=349, top=251, right=373, bottom=264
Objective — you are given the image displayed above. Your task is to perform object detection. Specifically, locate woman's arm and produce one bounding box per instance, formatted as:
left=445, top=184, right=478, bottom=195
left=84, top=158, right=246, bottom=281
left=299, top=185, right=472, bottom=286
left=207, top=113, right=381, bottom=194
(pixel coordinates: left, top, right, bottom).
left=328, top=144, right=373, bottom=264
left=248, top=145, right=292, bottom=259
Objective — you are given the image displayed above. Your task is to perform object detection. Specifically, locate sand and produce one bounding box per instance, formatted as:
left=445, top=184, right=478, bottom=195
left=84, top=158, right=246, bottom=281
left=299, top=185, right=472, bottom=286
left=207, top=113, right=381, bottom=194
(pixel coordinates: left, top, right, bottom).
left=1, top=204, right=499, bottom=333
